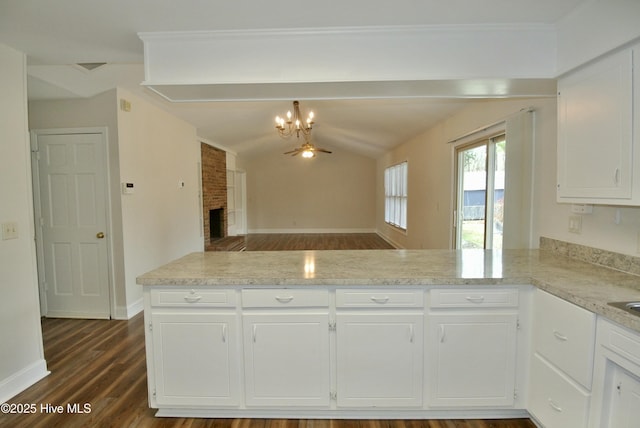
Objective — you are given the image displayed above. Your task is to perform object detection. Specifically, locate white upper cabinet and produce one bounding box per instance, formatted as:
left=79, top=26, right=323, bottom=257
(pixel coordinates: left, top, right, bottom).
left=557, top=46, right=637, bottom=204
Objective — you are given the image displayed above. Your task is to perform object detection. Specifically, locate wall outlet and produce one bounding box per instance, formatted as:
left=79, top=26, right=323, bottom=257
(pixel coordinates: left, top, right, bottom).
left=2, top=222, right=19, bottom=240
left=568, top=215, right=582, bottom=234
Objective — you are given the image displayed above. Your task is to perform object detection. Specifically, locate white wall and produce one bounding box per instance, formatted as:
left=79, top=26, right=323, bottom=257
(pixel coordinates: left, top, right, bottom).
left=240, top=147, right=376, bottom=232
left=556, top=0, right=640, bottom=74
left=0, top=43, right=48, bottom=403
left=28, top=90, right=127, bottom=314
left=116, top=88, right=203, bottom=310
left=28, top=88, right=203, bottom=318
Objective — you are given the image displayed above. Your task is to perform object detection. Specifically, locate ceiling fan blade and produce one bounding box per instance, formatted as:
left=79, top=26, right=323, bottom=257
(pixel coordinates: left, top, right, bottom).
left=316, top=148, right=332, bottom=154
left=283, top=149, right=301, bottom=155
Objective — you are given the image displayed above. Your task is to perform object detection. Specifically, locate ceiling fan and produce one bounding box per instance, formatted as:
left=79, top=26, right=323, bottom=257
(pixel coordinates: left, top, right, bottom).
left=284, top=142, right=332, bottom=158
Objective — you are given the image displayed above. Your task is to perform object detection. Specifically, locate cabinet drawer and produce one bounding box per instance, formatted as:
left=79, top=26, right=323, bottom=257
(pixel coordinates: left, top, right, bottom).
left=429, top=288, right=518, bottom=308
left=533, top=289, right=596, bottom=388
left=150, top=288, right=236, bottom=307
left=242, top=289, right=329, bottom=308
left=336, top=289, right=423, bottom=308
left=599, top=318, right=640, bottom=367
left=529, top=354, right=590, bottom=428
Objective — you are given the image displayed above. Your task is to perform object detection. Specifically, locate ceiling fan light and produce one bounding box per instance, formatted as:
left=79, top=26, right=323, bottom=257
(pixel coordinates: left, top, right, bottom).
left=302, top=150, right=315, bottom=158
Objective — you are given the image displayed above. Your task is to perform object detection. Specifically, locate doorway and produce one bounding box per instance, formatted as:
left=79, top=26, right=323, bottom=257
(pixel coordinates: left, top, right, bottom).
left=31, top=128, right=112, bottom=319
left=454, top=134, right=506, bottom=249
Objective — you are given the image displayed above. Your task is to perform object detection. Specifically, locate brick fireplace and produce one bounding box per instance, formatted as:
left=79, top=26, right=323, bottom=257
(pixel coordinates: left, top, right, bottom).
left=201, top=143, right=227, bottom=248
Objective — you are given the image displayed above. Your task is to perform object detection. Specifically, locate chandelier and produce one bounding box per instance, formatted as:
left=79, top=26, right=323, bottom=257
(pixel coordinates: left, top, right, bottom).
left=275, top=100, right=314, bottom=143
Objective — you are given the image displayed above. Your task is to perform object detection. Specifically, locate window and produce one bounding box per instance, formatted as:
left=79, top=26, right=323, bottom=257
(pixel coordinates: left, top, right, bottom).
left=384, top=161, right=408, bottom=230
left=454, top=134, right=505, bottom=249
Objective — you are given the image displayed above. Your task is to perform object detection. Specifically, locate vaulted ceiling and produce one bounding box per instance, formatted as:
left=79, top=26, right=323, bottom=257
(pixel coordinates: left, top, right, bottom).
left=0, top=0, right=587, bottom=158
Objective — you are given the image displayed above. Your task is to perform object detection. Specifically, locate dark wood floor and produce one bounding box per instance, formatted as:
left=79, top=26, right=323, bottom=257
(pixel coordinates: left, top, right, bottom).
left=244, top=233, right=396, bottom=251
left=1, top=233, right=535, bottom=427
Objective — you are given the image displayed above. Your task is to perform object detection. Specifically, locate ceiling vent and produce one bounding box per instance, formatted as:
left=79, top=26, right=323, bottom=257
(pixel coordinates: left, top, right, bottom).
left=75, top=62, right=107, bottom=72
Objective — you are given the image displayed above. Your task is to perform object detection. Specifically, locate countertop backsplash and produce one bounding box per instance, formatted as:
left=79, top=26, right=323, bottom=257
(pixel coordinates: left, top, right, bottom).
left=540, top=236, right=640, bottom=277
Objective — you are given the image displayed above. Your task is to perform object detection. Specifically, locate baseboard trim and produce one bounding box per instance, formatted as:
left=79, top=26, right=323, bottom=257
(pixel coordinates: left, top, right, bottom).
left=375, top=231, right=404, bottom=249
left=0, top=359, right=49, bottom=403
left=113, top=297, right=144, bottom=320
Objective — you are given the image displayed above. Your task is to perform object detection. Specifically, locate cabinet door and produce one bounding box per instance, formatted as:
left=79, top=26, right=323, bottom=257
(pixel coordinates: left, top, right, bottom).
left=243, top=313, right=330, bottom=407
left=428, top=313, right=517, bottom=407
left=605, top=365, right=640, bottom=428
left=557, top=48, right=633, bottom=202
left=151, top=312, right=240, bottom=406
left=336, top=313, right=423, bottom=407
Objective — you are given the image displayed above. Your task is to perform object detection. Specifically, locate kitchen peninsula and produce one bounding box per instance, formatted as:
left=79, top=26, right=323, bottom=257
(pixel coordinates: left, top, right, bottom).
left=137, top=246, right=640, bottom=424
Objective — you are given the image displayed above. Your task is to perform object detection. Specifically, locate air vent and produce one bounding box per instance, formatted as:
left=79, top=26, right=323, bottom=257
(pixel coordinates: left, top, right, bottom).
left=75, top=62, right=107, bottom=71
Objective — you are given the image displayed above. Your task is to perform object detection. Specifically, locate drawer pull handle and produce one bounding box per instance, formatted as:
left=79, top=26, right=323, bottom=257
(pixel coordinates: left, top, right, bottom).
left=183, top=295, right=202, bottom=303
left=465, top=296, right=485, bottom=303
left=548, top=398, right=563, bottom=412
left=370, top=296, right=390, bottom=304
left=253, top=325, right=257, bottom=342
left=275, top=296, right=294, bottom=303
left=553, top=330, right=568, bottom=341
left=440, top=325, right=446, bottom=343
left=222, top=324, right=227, bottom=343
left=409, top=325, right=414, bottom=343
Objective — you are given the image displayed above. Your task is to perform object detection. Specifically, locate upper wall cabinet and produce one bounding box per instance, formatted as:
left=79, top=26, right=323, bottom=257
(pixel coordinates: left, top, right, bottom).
left=557, top=45, right=638, bottom=205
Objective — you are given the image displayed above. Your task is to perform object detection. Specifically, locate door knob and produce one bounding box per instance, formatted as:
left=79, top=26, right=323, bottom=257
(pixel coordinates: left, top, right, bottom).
left=96, top=232, right=105, bottom=239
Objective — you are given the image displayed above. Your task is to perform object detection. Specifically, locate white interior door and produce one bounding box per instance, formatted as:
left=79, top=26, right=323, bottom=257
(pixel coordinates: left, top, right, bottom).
left=33, top=130, right=111, bottom=319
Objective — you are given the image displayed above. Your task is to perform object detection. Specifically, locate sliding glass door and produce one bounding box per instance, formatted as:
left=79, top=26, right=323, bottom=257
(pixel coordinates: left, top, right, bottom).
left=454, top=134, right=505, bottom=249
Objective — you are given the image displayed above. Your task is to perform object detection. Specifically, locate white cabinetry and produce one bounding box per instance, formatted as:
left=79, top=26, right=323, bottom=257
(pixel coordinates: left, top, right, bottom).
left=427, top=288, right=519, bottom=407
left=335, top=289, right=424, bottom=407
left=528, top=289, right=596, bottom=428
left=146, top=288, right=240, bottom=407
left=241, top=289, right=330, bottom=407
left=590, top=318, right=640, bottom=428
left=557, top=45, right=639, bottom=204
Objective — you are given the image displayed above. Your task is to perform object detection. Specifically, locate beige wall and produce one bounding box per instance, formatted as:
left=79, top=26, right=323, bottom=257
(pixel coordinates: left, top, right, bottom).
left=240, top=147, right=376, bottom=232
left=0, top=43, right=48, bottom=402
left=377, top=95, right=640, bottom=256
left=377, top=97, right=556, bottom=250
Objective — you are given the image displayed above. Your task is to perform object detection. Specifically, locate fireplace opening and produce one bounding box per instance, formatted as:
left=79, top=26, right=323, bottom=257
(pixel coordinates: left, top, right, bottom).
left=210, top=208, right=224, bottom=240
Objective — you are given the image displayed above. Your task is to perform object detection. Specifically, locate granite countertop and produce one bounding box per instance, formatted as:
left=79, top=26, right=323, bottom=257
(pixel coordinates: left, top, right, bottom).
left=137, top=249, right=640, bottom=333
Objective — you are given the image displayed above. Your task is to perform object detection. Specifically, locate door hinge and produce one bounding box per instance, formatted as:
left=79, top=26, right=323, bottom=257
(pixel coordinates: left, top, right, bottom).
left=330, top=391, right=337, bottom=401
left=153, top=388, right=157, bottom=398
left=516, top=318, right=521, bottom=330
left=514, top=388, right=518, bottom=400
left=148, top=322, right=153, bottom=332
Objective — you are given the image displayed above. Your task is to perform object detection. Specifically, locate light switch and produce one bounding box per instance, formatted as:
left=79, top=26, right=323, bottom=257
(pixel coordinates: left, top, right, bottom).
left=2, top=222, right=18, bottom=240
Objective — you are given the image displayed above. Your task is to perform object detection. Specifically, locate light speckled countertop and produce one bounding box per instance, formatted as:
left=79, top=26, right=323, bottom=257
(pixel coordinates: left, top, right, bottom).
left=137, top=249, right=640, bottom=332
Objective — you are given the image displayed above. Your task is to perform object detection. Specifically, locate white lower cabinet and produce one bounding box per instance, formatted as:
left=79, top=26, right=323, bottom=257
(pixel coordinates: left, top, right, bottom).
left=336, top=312, right=424, bottom=407
left=427, top=287, right=520, bottom=408
left=145, top=287, right=524, bottom=413
left=529, top=353, right=591, bottom=427
left=428, top=312, right=518, bottom=407
left=242, top=312, right=331, bottom=406
left=150, top=311, right=241, bottom=407
left=589, top=318, right=640, bottom=428
left=528, top=289, right=596, bottom=428
left=241, top=289, right=331, bottom=407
